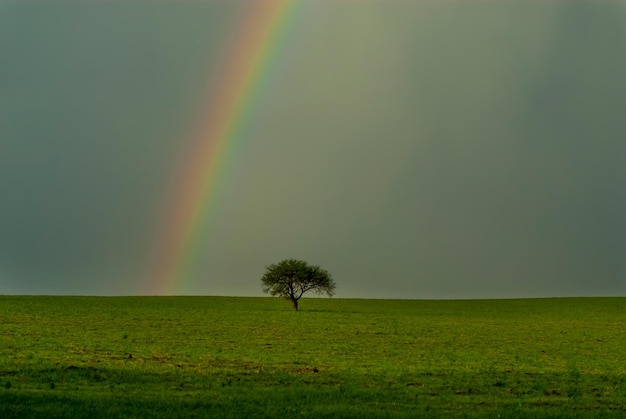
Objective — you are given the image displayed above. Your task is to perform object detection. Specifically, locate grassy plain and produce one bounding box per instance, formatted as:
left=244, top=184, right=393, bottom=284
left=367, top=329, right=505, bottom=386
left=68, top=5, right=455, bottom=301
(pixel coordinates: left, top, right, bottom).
left=0, top=296, right=624, bottom=418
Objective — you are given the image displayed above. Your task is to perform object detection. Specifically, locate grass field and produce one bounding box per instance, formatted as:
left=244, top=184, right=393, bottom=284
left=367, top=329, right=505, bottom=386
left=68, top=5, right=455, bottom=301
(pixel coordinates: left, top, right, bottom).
left=0, top=296, right=624, bottom=418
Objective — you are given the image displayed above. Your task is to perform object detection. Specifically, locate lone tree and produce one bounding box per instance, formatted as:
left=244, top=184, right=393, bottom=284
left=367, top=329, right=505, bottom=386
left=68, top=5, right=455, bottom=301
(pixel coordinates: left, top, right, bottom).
left=261, top=259, right=335, bottom=311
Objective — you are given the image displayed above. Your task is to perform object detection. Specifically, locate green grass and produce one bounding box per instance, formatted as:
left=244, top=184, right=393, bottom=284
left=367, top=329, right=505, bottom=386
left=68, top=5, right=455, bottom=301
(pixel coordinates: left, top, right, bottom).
left=1, top=296, right=624, bottom=418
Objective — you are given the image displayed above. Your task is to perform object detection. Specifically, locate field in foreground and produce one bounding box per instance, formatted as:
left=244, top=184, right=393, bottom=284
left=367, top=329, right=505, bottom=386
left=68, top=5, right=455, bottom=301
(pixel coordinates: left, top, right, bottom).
left=0, top=296, right=624, bottom=418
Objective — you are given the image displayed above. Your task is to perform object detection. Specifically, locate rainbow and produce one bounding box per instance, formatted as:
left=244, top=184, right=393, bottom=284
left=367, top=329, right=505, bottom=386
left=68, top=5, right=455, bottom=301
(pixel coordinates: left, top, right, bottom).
left=144, top=0, right=297, bottom=295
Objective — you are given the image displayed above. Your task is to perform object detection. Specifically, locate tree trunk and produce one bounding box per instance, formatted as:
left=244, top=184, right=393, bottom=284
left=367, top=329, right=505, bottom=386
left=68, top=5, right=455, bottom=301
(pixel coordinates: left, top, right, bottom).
left=292, top=299, right=299, bottom=312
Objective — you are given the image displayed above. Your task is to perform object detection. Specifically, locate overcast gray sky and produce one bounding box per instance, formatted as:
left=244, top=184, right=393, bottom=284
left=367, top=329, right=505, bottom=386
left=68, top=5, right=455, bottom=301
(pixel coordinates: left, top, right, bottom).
left=1, top=0, right=624, bottom=298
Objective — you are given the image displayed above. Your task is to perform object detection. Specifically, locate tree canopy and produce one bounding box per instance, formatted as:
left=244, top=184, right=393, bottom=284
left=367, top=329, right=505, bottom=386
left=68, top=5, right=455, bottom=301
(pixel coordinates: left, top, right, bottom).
left=261, top=259, right=335, bottom=311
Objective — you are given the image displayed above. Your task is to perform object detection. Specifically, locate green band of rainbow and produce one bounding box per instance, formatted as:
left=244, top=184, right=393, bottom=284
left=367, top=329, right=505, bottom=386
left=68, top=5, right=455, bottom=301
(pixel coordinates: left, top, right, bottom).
left=144, top=0, right=297, bottom=295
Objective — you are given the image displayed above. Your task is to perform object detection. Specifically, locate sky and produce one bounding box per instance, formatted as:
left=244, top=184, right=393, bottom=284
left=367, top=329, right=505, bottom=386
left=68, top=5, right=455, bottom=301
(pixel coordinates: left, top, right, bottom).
left=1, top=0, right=624, bottom=299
